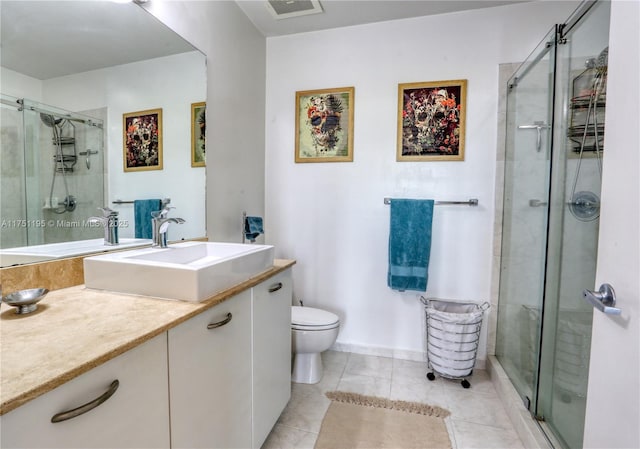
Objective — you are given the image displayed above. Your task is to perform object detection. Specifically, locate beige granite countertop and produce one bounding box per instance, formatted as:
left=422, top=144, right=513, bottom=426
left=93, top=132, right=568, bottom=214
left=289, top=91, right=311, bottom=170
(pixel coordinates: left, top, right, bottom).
left=0, top=259, right=295, bottom=415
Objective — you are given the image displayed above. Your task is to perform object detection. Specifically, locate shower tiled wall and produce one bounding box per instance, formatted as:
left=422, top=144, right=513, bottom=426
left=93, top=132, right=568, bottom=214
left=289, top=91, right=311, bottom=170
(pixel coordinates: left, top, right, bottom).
left=35, top=107, right=107, bottom=245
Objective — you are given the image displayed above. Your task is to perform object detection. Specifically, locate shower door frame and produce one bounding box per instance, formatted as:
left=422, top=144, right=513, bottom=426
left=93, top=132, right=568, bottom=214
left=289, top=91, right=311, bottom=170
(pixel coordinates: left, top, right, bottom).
left=536, top=2, right=609, bottom=447
left=496, top=24, right=559, bottom=418
left=496, top=1, right=608, bottom=448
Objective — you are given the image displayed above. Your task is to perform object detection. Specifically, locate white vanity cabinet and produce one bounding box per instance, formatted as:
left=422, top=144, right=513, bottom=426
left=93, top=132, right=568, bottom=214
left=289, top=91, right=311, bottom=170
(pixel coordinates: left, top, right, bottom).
left=0, top=334, right=170, bottom=449
left=168, top=290, right=253, bottom=449
left=1, top=265, right=294, bottom=449
left=252, top=269, right=292, bottom=448
left=168, top=268, right=293, bottom=449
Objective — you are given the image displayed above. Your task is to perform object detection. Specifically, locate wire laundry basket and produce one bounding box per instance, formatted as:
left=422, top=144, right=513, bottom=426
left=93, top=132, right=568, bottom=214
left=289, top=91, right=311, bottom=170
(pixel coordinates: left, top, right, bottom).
left=422, top=297, right=490, bottom=388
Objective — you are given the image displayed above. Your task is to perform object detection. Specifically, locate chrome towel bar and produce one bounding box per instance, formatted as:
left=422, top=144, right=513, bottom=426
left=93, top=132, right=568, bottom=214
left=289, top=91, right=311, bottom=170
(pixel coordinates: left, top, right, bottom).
left=383, top=198, right=479, bottom=206
left=112, top=198, right=171, bottom=205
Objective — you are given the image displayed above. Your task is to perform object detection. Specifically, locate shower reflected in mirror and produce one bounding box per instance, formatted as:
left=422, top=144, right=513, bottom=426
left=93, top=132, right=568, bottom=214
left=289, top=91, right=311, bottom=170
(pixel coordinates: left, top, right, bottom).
left=39, top=111, right=79, bottom=214
left=1, top=95, right=106, bottom=249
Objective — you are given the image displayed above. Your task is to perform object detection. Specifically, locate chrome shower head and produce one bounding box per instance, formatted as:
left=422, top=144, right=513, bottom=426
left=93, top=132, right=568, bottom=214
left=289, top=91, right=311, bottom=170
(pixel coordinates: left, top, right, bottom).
left=39, top=113, right=62, bottom=128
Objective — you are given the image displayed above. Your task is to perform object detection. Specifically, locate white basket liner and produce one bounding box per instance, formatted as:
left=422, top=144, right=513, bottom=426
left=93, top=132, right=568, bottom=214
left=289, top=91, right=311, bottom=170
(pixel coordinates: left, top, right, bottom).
left=425, top=299, right=488, bottom=378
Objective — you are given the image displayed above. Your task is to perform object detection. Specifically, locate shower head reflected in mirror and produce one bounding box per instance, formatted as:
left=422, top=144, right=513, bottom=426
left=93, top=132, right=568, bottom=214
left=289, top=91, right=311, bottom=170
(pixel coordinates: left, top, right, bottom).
left=39, top=113, right=63, bottom=128
left=40, top=112, right=76, bottom=214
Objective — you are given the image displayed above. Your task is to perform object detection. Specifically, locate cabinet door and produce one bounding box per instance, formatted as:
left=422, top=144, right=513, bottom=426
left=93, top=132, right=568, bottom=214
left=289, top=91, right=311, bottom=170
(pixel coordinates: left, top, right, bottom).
left=168, top=290, right=252, bottom=449
left=0, top=334, right=170, bottom=449
left=252, top=269, right=292, bottom=448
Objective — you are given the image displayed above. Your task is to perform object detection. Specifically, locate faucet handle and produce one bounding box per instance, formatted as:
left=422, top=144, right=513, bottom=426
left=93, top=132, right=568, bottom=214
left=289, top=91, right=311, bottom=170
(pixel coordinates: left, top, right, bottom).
left=97, top=207, right=118, bottom=217
left=157, top=206, right=175, bottom=218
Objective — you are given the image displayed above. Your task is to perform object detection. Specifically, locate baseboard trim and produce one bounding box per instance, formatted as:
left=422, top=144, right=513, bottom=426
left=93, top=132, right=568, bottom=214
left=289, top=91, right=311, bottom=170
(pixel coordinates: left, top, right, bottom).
left=331, top=341, right=486, bottom=369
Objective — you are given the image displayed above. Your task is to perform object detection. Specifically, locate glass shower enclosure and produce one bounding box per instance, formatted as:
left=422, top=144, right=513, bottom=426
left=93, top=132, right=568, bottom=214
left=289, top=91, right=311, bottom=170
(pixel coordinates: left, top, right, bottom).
left=0, top=95, right=105, bottom=250
left=495, top=1, right=610, bottom=448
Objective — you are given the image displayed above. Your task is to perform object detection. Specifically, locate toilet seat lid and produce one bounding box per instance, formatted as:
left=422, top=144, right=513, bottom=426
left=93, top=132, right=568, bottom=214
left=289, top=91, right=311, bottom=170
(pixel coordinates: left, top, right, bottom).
left=292, top=306, right=339, bottom=327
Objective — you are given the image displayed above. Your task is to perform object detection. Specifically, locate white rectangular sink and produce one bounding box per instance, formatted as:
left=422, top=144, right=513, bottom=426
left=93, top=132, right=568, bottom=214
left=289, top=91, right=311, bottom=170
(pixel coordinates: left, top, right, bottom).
left=83, top=241, right=275, bottom=302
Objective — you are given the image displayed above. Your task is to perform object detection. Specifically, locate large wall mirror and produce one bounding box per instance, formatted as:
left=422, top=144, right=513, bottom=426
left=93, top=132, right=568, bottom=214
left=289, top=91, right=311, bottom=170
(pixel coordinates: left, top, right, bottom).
left=0, top=1, right=207, bottom=267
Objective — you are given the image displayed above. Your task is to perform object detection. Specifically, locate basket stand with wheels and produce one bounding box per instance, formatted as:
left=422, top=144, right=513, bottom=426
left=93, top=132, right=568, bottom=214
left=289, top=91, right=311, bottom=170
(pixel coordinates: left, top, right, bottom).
left=422, top=297, right=490, bottom=388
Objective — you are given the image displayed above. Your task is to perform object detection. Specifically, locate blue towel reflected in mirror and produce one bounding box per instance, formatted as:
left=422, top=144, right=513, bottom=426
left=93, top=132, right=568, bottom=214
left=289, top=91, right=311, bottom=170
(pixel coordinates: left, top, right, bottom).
left=134, top=199, right=161, bottom=239
left=244, top=216, right=263, bottom=243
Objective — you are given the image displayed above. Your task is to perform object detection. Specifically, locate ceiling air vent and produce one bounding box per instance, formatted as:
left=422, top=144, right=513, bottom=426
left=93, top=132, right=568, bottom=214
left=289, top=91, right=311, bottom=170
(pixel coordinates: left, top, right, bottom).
left=266, top=0, right=323, bottom=20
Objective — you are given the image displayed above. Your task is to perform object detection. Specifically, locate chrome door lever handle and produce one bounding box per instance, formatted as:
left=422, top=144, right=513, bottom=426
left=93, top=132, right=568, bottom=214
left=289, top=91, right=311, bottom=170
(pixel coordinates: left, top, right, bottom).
left=583, top=283, right=621, bottom=315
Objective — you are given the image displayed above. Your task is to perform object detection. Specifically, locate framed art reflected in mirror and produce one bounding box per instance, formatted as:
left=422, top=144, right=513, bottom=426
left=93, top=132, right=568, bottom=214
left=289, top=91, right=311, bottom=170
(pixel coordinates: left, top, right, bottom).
left=191, top=102, right=206, bottom=167
left=123, top=108, right=163, bottom=172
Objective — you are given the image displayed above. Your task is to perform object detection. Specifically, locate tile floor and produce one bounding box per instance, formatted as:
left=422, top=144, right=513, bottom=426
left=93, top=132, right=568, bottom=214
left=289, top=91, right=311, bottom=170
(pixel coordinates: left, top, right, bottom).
left=262, top=351, right=525, bottom=449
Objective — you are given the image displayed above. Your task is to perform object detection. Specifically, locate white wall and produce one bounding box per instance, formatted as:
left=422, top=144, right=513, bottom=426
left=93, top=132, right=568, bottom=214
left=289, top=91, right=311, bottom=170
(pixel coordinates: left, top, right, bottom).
left=144, top=1, right=267, bottom=243
left=1, top=67, right=43, bottom=100
left=265, top=1, right=579, bottom=362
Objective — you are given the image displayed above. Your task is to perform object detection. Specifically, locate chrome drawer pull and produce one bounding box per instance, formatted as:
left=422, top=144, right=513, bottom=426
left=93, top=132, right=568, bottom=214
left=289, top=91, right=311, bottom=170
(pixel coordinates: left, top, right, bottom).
left=51, top=379, right=119, bottom=423
left=207, top=312, right=232, bottom=329
left=268, top=282, right=283, bottom=293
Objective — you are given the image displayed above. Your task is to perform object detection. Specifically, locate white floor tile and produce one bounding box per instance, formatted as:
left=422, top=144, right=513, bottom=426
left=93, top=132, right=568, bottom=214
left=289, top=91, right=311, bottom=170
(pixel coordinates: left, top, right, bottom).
left=261, top=424, right=318, bottom=449
left=392, top=357, right=430, bottom=382
left=390, top=376, right=450, bottom=410
left=446, top=389, right=513, bottom=429
left=276, top=383, right=331, bottom=434
left=321, top=349, right=349, bottom=373
left=439, top=369, right=497, bottom=395
left=450, top=419, right=525, bottom=449
left=344, top=353, right=393, bottom=379
left=265, top=351, right=525, bottom=449
left=336, top=372, right=392, bottom=397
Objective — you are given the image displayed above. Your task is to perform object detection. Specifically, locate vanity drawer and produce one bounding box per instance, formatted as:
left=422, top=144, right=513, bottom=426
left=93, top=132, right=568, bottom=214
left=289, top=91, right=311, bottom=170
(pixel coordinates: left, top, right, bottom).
left=0, top=334, right=170, bottom=449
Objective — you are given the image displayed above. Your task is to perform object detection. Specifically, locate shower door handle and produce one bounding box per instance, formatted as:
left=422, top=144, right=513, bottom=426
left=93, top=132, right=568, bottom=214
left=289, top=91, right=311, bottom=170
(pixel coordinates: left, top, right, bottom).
left=583, top=283, right=621, bottom=315
left=518, top=122, right=550, bottom=152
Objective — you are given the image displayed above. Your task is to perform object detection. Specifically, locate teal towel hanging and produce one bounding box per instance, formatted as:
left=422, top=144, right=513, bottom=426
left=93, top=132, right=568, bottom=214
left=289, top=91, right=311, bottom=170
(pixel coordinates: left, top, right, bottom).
left=387, top=199, right=434, bottom=292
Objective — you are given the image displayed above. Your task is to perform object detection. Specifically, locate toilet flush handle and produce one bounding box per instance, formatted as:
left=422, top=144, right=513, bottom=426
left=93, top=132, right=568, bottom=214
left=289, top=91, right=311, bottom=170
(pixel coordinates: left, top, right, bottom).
left=268, top=282, right=283, bottom=293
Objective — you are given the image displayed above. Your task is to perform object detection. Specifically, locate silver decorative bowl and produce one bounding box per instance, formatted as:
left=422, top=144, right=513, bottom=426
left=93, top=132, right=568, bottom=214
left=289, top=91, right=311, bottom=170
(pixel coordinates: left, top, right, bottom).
left=3, top=288, right=49, bottom=314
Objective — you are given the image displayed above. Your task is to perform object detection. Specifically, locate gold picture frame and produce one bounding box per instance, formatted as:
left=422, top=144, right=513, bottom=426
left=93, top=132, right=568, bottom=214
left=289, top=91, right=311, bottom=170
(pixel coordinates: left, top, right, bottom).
left=191, top=102, right=206, bottom=167
left=397, top=79, right=467, bottom=161
left=295, top=86, right=355, bottom=163
left=123, top=108, right=163, bottom=172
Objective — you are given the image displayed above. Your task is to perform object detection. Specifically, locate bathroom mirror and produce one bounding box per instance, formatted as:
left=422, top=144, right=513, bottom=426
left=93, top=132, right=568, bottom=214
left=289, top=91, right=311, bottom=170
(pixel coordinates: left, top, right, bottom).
left=0, top=1, right=207, bottom=267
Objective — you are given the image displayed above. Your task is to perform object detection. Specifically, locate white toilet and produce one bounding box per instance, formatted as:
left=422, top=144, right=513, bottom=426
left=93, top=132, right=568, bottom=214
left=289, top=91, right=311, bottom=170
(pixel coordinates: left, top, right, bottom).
left=291, top=306, right=340, bottom=384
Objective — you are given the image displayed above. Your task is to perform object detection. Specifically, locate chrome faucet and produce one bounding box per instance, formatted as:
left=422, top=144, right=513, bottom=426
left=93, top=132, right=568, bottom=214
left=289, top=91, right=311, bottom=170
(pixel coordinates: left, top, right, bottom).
left=151, top=207, right=185, bottom=248
left=88, top=207, right=119, bottom=246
